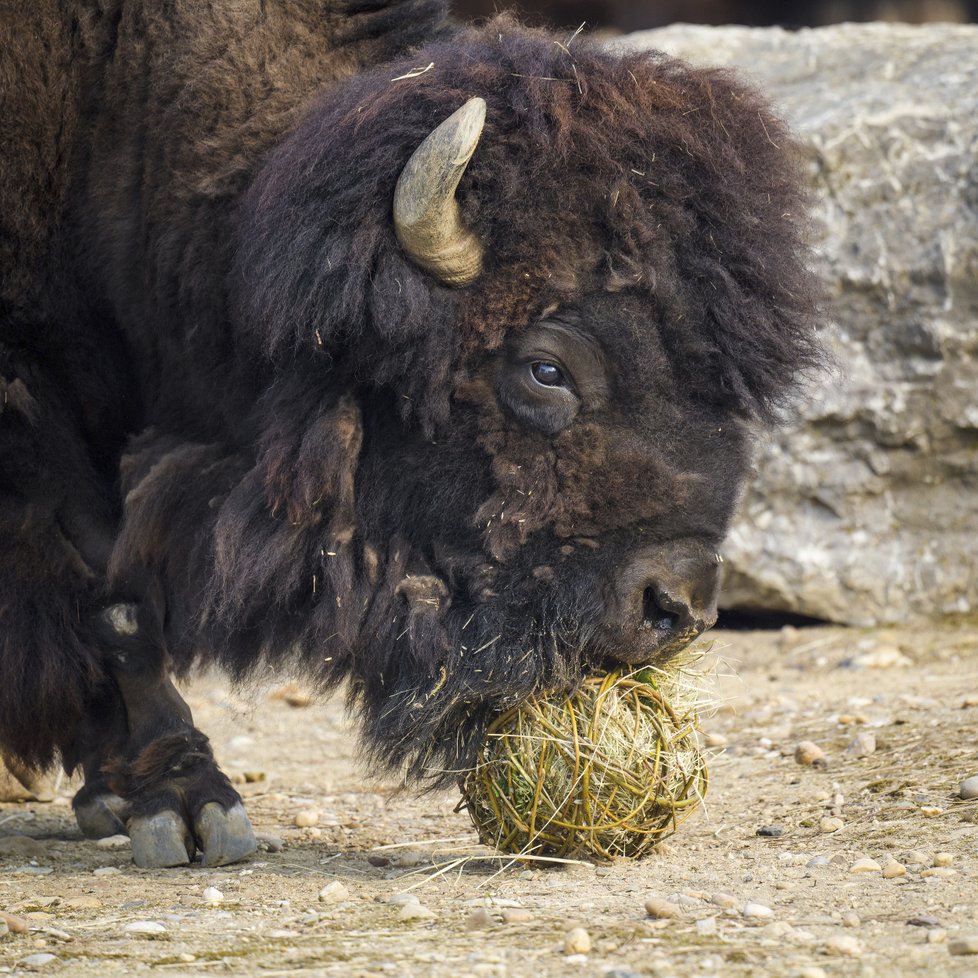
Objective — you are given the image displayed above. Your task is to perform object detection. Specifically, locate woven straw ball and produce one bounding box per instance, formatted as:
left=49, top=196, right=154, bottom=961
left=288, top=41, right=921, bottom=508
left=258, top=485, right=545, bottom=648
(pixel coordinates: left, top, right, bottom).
left=460, top=669, right=708, bottom=860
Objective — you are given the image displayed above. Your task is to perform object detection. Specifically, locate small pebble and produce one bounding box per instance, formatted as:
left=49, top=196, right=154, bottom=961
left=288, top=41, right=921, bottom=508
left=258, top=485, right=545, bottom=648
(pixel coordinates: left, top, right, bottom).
left=18, top=954, right=57, bottom=968
left=962, top=695, right=978, bottom=708
left=92, top=867, right=121, bottom=876
left=851, top=647, right=910, bottom=668
left=819, top=817, right=844, bottom=834
left=921, top=867, right=956, bottom=879
left=874, top=857, right=902, bottom=879
left=178, top=954, right=196, bottom=963
left=795, top=741, right=825, bottom=766
left=604, top=971, right=642, bottom=978
left=386, top=892, right=420, bottom=907
left=95, top=835, right=130, bottom=849
left=842, top=912, right=860, bottom=928
left=124, top=921, right=167, bottom=936
left=501, top=908, right=534, bottom=924
left=906, top=916, right=941, bottom=928
left=904, top=850, right=932, bottom=866
left=920, top=806, right=942, bottom=817
left=695, top=917, right=717, bottom=936
left=243, top=771, right=266, bottom=783
left=318, top=881, right=349, bottom=903
left=756, top=826, right=783, bottom=837
left=1, top=912, right=29, bottom=934
left=927, top=928, right=947, bottom=944
left=644, top=898, right=681, bottom=919
left=293, top=810, right=319, bottom=828
left=201, top=886, right=224, bottom=904
left=63, top=896, right=102, bottom=910
left=933, top=852, right=954, bottom=867
left=742, top=902, right=773, bottom=919
left=256, top=833, right=284, bottom=852
left=807, top=855, right=829, bottom=867
left=849, top=858, right=881, bottom=874
left=367, top=854, right=390, bottom=867
left=711, top=892, right=739, bottom=909
left=949, top=936, right=978, bottom=956
left=466, top=908, right=493, bottom=929
left=563, top=927, right=591, bottom=955
left=847, top=732, right=877, bottom=757
left=824, top=934, right=862, bottom=957
left=397, top=903, right=435, bottom=922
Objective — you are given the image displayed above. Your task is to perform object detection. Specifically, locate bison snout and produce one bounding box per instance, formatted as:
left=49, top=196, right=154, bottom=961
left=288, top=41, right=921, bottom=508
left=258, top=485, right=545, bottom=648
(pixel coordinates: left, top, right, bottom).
left=602, top=542, right=721, bottom=665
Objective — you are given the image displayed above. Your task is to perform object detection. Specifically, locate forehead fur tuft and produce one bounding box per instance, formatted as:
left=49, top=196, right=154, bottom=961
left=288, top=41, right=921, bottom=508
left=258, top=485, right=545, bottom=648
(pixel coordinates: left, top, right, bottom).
left=234, top=15, right=821, bottom=425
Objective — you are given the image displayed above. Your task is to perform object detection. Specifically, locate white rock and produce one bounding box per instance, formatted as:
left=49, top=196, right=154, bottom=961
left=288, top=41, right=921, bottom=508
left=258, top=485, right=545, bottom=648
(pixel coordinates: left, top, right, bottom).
left=846, top=732, right=877, bottom=757
left=202, top=886, right=224, bottom=903
left=293, top=810, right=319, bottom=828
left=695, top=917, right=717, bottom=936
left=387, top=892, right=420, bottom=906
left=95, top=834, right=130, bottom=849
left=819, top=817, right=844, bottom=834
left=824, top=934, right=862, bottom=957
left=18, top=954, right=58, bottom=968
left=397, top=903, right=436, bottom=921
left=742, top=903, right=774, bottom=919
left=318, top=881, right=350, bottom=902
left=93, top=866, right=122, bottom=876
left=125, top=921, right=167, bottom=935
left=849, top=858, right=881, bottom=874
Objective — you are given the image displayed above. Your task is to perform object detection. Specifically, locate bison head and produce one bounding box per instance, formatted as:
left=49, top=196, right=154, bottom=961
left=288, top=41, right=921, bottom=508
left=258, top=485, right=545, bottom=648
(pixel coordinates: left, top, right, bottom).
left=202, top=22, right=820, bottom=784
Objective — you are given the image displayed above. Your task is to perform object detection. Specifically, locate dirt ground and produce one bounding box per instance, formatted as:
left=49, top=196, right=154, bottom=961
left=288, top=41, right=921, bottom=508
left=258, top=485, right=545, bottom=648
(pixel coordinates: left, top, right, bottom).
left=3, top=623, right=978, bottom=978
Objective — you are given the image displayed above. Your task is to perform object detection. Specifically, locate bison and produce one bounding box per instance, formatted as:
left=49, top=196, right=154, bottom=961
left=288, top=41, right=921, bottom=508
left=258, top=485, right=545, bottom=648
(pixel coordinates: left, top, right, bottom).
left=0, top=0, right=820, bottom=867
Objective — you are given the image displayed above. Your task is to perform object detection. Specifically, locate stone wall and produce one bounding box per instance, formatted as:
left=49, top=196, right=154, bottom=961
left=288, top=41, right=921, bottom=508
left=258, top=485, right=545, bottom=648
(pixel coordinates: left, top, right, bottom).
left=620, top=24, right=978, bottom=625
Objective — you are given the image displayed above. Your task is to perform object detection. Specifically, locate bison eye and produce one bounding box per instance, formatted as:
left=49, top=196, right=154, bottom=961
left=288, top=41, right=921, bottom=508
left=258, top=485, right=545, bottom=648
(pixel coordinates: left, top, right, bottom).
left=530, top=361, right=566, bottom=388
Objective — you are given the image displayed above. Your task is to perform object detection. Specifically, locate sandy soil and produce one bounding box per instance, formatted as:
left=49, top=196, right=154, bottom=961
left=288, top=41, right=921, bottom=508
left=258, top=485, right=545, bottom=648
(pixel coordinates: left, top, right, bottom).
left=3, top=623, right=978, bottom=977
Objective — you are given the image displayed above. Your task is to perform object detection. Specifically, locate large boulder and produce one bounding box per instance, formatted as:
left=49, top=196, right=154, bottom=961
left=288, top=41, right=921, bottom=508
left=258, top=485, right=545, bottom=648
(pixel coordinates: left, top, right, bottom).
left=620, top=23, right=978, bottom=626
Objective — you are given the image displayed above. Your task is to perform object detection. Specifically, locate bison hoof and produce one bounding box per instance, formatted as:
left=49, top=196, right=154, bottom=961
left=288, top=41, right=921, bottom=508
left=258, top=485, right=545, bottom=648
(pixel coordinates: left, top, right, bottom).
left=129, top=810, right=196, bottom=868
left=127, top=802, right=257, bottom=869
left=74, top=791, right=130, bottom=840
left=194, top=802, right=257, bottom=867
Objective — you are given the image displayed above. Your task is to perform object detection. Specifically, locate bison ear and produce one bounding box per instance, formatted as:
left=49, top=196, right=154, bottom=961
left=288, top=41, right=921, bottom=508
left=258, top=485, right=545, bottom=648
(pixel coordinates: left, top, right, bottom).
left=393, top=96, right=486, bottom=287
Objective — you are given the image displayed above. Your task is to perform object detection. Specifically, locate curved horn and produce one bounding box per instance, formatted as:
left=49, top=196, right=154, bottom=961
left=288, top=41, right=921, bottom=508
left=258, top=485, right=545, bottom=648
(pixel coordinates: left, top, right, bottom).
left=393, top=97, right=486, bottom=287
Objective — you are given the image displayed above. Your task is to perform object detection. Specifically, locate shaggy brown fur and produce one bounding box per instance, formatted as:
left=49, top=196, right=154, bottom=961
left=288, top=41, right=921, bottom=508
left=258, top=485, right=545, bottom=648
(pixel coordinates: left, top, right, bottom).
left=1, top=0, right=820, bottom=813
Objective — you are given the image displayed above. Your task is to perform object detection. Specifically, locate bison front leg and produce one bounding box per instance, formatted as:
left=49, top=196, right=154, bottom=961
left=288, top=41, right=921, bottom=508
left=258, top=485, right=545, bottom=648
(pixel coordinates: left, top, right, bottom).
left=92, top=603, right=256, bottom=868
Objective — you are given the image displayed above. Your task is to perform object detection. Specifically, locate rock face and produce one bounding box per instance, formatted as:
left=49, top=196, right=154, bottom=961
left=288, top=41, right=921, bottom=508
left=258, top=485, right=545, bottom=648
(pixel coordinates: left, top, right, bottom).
left=621, top=24, right=978, bottom=625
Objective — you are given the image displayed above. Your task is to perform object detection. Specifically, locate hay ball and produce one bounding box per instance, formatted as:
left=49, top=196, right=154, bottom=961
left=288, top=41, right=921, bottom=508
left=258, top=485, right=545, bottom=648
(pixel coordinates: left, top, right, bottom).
left=460, top=668, right=708, bottom=860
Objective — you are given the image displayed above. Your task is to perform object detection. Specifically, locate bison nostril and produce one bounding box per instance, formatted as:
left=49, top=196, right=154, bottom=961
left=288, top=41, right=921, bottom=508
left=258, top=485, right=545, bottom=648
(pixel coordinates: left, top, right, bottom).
left=642, top=587, right=679, bottom=632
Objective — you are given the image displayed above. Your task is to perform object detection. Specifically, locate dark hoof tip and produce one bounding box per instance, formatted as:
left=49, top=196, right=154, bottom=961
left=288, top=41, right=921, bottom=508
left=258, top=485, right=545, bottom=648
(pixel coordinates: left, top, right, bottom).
left=195, top=802, right=257, bottom=867
left=75, top=793, right=130, bottom=840
left=129, top=810, right=195, bottom=868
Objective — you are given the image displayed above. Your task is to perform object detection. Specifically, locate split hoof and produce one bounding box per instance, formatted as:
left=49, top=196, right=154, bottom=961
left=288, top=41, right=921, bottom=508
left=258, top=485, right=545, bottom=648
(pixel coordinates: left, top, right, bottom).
left=74, top=792, right=130, bottom=840
left=194, top=802, right=257, bottom=867
left=129, top=810, right=195, bottom=868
